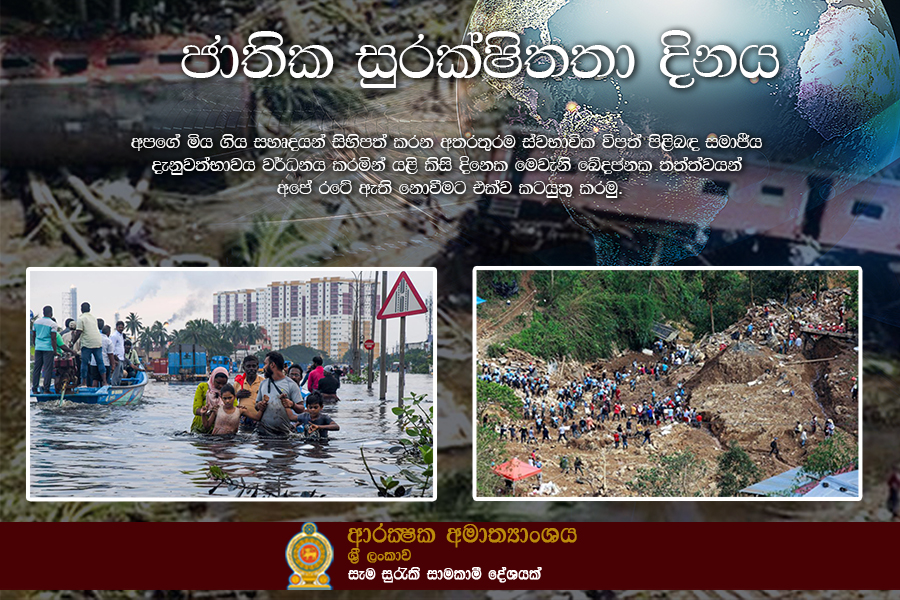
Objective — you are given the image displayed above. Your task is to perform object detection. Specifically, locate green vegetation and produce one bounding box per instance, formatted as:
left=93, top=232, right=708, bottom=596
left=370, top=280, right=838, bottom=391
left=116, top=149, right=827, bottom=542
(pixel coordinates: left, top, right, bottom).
left=124, top=312, right=142, bottom=339
left=362, top=392, right=433, bottom=497
left=479, top=270, right=839, bottom=362
left=275, top=344, right=332, bottom=367
left=130, top=317, right=264, bottom=359
left=802, top=431, right=857, bottom=478
left=486, top=342, right=507, bottom=358
left=127, top=310, right=435, bottom=374
left=477, top=379, right=522, bottom=415
left=699, top=271, right=725, bottom=333
left=171, top=319, right=266, bottom=358
left=692, top=271, right=746, bottom=336
left=225, top=215, right=314, bottom=268
left=136, top=320, right=172, bottom=355
left=751, top=271, right=797, bottom=305
left=508, top=271, right=687, bottom=360
left=716, top=441, right=762, bottom=496
left=475, top=424, right=508, bottom=497
left=476, top=270, right=521, bottom=301
left=843, top=272, right=859, bottom=331
left=627, top=450, right=709, bottom=497
left=475, top=380, right=520, bottom=497
left=378, top=348, right=433, bottom=374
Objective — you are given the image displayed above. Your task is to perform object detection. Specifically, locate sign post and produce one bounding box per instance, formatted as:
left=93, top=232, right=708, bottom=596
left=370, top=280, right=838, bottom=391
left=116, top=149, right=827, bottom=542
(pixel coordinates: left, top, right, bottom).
left=398, top=317, right=406, bottom=403
left=379, top=271, right=388, bottom=400
left=367, top=272, right=377, bottom=391
left=376, top=271, right=428, bottom=404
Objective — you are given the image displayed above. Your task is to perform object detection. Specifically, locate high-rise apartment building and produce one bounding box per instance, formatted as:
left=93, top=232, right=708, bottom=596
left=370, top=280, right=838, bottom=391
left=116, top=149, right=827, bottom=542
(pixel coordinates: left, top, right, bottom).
left=213, top=277, right=379, bottom=358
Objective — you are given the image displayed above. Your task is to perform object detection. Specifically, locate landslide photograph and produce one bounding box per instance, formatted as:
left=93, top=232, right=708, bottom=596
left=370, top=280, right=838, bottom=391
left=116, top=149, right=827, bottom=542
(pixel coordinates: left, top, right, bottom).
left=474, top=268, right=861, bottom=499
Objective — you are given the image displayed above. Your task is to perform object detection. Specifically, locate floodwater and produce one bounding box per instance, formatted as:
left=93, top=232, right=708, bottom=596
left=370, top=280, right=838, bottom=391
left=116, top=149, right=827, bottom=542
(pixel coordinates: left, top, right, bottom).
left=29, top=373, right=434, bottom=499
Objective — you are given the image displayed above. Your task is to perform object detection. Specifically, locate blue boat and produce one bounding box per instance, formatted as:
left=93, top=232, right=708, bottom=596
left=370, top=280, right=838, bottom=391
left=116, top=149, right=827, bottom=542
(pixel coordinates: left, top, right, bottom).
left=31, top=370, right=148, bottom=405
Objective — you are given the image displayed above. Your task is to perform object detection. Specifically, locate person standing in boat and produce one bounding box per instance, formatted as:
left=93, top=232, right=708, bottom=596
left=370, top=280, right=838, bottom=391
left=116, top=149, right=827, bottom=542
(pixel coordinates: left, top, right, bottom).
left=317, top=365, right=341, bottom=401
left=192, top=367, right=229, bottom=433
left=248, top=351, right=304, bottom=437
left=201, top=384, right=242, bottom=435
left=48, top=317, right=77, bottom=393
left=234, top=355, right=263, bottom=432
left=109, top=321, right=126, bottom=386
left=88, top=324, right=115, bottom=387
left=61, top=319, right=81, bottom=379
left=31, top=305, right=61, bottom=394
left=71, top=302, right=107, bottom=388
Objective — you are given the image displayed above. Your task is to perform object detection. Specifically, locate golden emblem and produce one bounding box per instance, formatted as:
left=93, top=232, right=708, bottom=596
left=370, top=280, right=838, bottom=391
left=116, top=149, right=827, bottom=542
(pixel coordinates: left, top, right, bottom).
left=286, top=522, right=334, bottom=590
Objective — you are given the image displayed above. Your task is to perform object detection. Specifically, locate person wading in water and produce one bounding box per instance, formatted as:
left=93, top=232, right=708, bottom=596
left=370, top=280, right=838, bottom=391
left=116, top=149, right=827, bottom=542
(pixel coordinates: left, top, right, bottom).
left=245, top=351, right=304, bottom=437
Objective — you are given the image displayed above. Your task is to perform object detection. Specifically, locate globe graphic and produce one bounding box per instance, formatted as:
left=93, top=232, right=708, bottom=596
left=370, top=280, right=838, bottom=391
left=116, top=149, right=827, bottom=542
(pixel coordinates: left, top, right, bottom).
left=458, top=0, right=900, bottom=264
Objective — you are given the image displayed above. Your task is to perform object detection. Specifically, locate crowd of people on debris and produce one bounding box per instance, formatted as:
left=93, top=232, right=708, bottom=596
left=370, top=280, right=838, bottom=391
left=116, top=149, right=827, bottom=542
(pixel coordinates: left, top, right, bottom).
left=482, top=286, right=857, bottom=491
left=733, top=290, right=852, bottom=355
left=479, top=341, right=702, bottom=462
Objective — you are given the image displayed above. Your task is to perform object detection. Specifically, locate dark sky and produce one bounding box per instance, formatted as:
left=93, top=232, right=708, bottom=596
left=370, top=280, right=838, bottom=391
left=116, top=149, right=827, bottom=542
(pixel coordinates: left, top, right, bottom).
left=888, top=2, right=900, bottom=27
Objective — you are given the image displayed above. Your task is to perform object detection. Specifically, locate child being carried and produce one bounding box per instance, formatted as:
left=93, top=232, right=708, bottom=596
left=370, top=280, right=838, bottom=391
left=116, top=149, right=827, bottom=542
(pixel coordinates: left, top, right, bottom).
left=201, top=384, right=244, bottom=435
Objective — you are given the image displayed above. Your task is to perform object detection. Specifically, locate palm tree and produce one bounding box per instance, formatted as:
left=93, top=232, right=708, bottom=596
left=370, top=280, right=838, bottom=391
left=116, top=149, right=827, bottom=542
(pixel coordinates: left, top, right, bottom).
left=180, top=319, right=209, bottom=346
left=233, top=323, right=248, bottom=348
left=225, top=320, right=244, bottom=345
left=138, top=329, right=154, bottom=356
left=244, top=323, right=264, bottom=347
left=125, top=312, right=143, bottom=339
left=149, top=321, right=170, bottom=350
left=211, top=325, right=235, bottom=357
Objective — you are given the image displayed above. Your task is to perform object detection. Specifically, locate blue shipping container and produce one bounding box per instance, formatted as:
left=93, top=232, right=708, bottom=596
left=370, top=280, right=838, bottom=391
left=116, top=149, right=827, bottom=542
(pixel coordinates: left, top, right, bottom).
left=168, top=345, right=207, bottom=375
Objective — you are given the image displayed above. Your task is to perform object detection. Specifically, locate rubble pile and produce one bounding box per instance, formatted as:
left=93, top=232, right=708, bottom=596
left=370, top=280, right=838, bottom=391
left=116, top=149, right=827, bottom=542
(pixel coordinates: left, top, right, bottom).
left=694, top=287, right=855, bottom=359
left=688, top=341, right=770, bottom=388
left=685, top=288, right=858, bottom=477
left=479, top=285, right=860, bottom=497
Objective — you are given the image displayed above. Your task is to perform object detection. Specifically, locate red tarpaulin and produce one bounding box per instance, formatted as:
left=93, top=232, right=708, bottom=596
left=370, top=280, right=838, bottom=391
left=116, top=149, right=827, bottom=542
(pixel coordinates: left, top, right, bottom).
left=491, top=457, right=542, bottom=482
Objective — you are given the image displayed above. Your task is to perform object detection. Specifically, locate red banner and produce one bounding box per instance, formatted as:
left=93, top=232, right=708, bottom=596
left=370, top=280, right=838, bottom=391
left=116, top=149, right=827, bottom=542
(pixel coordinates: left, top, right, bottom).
left=0, top=522, right=895, bottom=589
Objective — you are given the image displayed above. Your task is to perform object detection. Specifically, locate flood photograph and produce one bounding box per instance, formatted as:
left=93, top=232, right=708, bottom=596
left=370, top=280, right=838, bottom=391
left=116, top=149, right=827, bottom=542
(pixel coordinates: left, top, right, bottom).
left=27, top=267, right=436, bottom=500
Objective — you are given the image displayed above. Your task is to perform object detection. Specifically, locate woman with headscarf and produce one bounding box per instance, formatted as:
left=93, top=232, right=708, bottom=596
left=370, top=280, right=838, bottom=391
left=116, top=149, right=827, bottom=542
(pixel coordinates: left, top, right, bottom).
left=191, top=367, right=229, bottom=433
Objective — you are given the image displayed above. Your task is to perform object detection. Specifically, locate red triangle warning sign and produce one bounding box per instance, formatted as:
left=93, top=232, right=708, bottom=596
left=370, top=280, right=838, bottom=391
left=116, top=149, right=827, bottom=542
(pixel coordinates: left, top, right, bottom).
left=377, top=271, right=428, bottom=319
